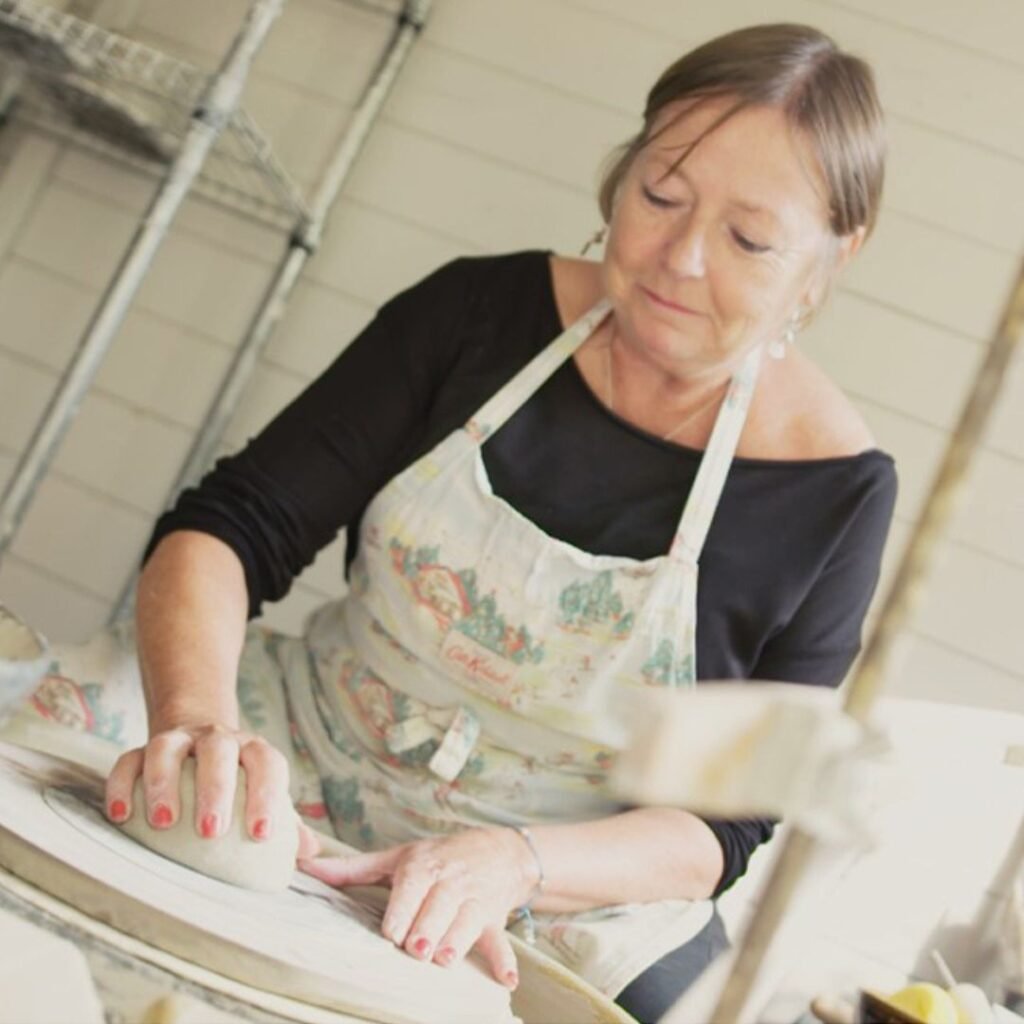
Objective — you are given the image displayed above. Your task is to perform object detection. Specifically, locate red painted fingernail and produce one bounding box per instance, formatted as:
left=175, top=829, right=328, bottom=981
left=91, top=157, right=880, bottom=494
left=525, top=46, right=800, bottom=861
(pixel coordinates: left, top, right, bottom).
left=108, top=799, right=127, bottom=822
left=436, top=946, right=455, bottom=967
left=252, top=818, right=270, bottom=840
left=504, top=970, right=519, bottom=989
left=200, top=813, right=218, bottom=839
left=151, top=803, right=173, bottom=828
left=413, top=937, right=431, bottom=957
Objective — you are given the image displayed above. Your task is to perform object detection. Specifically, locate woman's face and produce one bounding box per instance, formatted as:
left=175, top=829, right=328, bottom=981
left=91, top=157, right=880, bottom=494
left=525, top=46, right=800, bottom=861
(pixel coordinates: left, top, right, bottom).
left=602, top=96, right=839, bottom=377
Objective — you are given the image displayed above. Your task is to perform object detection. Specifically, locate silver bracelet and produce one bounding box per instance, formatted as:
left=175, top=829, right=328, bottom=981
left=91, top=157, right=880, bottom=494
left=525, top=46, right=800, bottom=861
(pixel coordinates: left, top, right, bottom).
left=509, top=825, right=545, bottom=943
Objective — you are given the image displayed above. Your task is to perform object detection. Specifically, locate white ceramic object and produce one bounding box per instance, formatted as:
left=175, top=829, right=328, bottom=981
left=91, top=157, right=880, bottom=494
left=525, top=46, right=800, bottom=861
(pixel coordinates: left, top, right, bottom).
left=0, top=606, right=49, bottom=725
left=949, top=983, right=995, bottom=1024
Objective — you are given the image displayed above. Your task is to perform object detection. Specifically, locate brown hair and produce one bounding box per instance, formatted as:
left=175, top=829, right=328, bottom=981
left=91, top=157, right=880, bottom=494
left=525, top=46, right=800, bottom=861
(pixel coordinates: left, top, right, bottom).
left=598, top=23, right=886, bottom=241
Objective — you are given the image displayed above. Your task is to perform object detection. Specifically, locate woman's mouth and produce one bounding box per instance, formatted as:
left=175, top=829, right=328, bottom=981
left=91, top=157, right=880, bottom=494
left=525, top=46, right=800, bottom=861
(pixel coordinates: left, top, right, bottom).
left=641, top=286, right=701, bottom=316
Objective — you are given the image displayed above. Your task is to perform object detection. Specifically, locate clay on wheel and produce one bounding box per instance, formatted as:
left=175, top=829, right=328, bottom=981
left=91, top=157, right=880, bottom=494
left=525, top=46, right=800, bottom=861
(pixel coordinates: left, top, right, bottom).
left=119, top=759, right=298, bottom=892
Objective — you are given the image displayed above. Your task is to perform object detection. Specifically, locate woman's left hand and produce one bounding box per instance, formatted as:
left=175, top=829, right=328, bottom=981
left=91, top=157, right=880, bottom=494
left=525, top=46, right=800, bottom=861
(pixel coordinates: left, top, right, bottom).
left=299, top=827, right=535, bottom=988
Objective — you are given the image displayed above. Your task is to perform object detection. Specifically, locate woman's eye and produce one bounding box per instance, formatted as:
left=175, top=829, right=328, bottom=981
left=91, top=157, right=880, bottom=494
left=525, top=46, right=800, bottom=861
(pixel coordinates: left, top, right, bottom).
left=732, top=230, right=770, bottom=254
left=641, top=185, right=675, bottom=208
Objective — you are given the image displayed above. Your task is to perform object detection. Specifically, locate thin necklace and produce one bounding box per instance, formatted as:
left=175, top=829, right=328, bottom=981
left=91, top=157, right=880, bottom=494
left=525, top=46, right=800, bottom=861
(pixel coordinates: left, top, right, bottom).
left=604, top=342, right=729, bottom=443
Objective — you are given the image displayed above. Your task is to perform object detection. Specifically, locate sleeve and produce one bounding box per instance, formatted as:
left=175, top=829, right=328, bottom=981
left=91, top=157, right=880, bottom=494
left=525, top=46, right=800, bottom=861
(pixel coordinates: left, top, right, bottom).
left=754, top=455, right=898, bottom=687
left=143, top=257, right=480, bottom=617
left=702, top=456, right=898, bottom=896
left=702, top=816, right=776, bottom=897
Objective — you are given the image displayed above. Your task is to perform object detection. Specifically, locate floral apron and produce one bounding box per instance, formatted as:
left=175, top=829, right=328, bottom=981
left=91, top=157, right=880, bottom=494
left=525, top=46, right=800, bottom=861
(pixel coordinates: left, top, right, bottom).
left=8, top=298, right=764, bottom=999
left=272, top=298, right=764, bottom=997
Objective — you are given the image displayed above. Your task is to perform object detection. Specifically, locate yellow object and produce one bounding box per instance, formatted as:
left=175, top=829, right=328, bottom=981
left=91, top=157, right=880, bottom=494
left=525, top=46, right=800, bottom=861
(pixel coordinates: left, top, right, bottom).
left=888, top=983, right=959, bottom=1024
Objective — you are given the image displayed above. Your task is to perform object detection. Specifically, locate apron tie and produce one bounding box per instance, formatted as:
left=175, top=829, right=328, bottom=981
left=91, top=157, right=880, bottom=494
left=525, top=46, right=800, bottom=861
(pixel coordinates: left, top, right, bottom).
left=384, top=704, right=481, bottom=782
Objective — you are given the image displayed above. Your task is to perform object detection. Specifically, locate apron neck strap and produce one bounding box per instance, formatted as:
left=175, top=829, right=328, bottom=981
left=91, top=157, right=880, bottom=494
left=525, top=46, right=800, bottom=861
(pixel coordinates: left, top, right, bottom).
left=462, top=296, right=764, bottom=567
left=464, top=299, right=612, bottom=441
left=670, top=343, right=764, bottom=563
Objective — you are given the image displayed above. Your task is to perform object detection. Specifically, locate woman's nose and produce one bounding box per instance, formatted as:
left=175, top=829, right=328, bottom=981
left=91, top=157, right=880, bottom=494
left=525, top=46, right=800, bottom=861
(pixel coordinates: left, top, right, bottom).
left=664, top=217, right=707, bottom=278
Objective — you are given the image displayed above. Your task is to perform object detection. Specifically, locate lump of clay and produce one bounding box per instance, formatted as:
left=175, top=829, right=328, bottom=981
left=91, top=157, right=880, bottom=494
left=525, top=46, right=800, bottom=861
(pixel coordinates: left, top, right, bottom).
left=119, top=759, right=298, bottom=892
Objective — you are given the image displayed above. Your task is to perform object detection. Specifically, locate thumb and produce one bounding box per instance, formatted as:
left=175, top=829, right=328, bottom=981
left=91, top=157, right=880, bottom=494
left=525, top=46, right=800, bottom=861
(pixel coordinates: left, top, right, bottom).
left=476, top=925, right=519, bottom=990
left=299, top=847, right=401, bottom=888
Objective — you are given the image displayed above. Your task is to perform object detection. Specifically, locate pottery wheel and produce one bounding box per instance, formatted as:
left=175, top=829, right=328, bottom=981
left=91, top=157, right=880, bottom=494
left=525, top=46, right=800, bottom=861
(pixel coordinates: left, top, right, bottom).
left=0, top=741, right=514, bottom=1024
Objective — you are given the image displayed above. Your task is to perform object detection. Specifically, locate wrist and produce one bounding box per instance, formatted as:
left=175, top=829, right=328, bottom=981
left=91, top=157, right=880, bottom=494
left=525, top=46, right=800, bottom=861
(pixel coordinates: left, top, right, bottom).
left=146, top=697, right=239, bottom=736
left=503, top=825, right=546, bottom=944
left=507, top=825, right=545, bottom=907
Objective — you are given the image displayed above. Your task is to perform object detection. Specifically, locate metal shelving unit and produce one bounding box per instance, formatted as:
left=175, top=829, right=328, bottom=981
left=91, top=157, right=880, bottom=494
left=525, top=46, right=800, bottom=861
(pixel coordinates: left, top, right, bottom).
left=0, top=0, right=308, bottom=226
left=0, top=0, right=432, bottom=581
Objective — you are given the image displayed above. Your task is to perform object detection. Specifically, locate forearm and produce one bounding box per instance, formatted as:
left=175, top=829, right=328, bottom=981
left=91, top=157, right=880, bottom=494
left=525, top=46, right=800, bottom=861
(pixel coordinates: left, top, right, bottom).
left=136, top=530, right=249, bottom=734
left=522, top=807, right=725, bottom=914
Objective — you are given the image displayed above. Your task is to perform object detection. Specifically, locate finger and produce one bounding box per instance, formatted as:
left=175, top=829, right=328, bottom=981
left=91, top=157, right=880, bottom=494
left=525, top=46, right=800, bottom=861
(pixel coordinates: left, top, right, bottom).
left=105, top=747, right=144, bottom=823
left=476, top=926, right=519, bottom=989
left=296, top=820, right=321, bottom=860
left=193, top=726, right=240, bottom=839
left=299, top=847, right=401, bottom=888
left=142, top=730, right=194, bottom=828
left=404, top=884, right=472, bottom=962
left=431, top=897, right=486, bottom=968
left=383, top=855, right=445, bottom=948
left=238, top=736, right=289, bottom=841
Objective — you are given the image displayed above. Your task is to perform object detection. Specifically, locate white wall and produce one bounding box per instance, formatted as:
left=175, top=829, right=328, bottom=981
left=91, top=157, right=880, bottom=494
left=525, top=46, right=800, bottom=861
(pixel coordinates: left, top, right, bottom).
left=0, top=0, right=1021, bottom=713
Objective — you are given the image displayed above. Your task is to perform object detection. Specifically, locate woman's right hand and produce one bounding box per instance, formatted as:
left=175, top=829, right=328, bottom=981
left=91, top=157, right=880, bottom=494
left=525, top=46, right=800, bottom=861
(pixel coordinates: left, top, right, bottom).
left=104, top=723, right=320, bottom=858
left=119, top=532, right=318, bottom=859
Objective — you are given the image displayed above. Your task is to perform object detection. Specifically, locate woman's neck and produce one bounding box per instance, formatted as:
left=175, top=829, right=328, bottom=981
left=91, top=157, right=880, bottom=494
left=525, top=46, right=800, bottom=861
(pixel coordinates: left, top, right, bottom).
left=551, top=253, right=746, bottom=446
left=602, top=326, right=736, bottom=443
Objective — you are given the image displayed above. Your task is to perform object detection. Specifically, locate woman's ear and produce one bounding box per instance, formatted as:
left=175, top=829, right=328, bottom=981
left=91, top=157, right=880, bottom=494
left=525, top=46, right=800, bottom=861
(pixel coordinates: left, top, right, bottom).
left=836, top=225, right=867, bottom=270
left=800, top=225, right=867, bottom=312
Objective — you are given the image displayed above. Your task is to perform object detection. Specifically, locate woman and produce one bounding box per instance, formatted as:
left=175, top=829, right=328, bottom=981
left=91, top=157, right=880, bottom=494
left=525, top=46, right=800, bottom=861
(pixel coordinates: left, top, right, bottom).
left=99, top=22, right=895, bottom=1022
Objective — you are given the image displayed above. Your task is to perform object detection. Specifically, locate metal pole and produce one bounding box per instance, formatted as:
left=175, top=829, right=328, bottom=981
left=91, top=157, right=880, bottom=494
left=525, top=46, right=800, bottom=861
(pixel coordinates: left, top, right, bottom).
left=0, top=0, right=286, bottom=558
left=0, top=68, right=22, bottom=121
left=704, top=255, right=1024, bottom=1024
left=110, top=0, right=432, bottom=621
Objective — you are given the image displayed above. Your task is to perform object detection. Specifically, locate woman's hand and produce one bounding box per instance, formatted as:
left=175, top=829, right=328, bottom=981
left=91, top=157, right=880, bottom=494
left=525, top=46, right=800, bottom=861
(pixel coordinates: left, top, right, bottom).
left=104, top=723, right=320, bottom=859
left=300, top=827, right=537, bottom=987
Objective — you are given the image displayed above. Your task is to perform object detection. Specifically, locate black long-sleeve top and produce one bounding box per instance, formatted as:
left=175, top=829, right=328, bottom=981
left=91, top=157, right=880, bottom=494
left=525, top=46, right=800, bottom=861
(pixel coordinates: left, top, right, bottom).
left=147, top=250, right=897, bottom=896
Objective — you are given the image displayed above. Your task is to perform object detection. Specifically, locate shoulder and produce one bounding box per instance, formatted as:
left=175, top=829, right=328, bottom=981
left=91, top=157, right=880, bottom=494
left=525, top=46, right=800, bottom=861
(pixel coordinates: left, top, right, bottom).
left=549, top=254, right=604, bottom=326
left=749, top=348, right=878, bottom=461
left=378, top=249, right=552, bottom=317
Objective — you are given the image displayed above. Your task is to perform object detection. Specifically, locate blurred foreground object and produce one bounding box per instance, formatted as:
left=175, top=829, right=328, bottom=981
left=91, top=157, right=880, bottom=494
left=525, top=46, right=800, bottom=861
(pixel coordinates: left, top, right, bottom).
left=0, top=903, right=104, bottom=1024
left=615, top=682, right=888, bottom=845
left=652, top=252, right=1024, bottom=1023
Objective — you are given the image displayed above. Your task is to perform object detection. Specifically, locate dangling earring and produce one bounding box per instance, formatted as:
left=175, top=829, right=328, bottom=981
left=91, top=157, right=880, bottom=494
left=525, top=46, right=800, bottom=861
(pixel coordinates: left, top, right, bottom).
left=769, top=310, right=801, bottom=360
left=580, top=225, right=607, bottom=257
